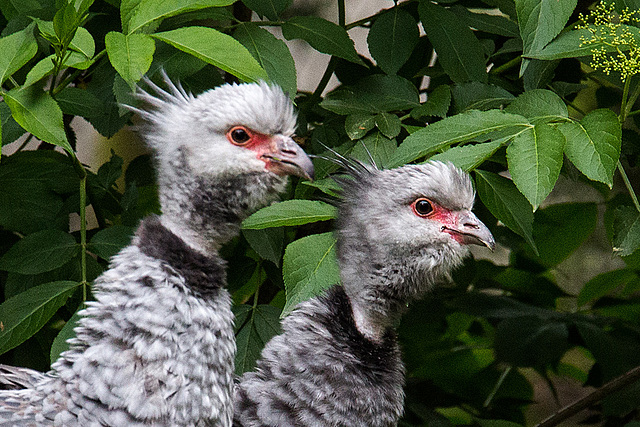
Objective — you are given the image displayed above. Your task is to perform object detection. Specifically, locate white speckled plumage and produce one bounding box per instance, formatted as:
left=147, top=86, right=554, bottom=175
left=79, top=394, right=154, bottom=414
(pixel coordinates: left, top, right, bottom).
left=234, top=161, right=493, bottom=427
left=0, top=74, right=309, bottom=426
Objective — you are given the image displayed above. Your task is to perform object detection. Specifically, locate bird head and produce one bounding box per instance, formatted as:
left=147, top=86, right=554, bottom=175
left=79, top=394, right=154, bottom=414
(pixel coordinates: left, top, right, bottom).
left=129, top=73, right=314, bottom=252
left=335, top=160, right=494, bottom=338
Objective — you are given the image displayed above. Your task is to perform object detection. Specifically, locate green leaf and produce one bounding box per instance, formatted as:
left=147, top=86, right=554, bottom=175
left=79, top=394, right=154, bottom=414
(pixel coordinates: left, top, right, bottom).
left=475, top=170, right=537, bottom=252
left=241, top=0, right=291, bottom=20
left=234, top=23, right=297, bottom=98
left=504, top=89, right=568, bottom=123
left=419, top=1, right=487, bottom=83
left=533, top=203, right=597, bottom=267
left=23, top=55, right=56, bottom=88
left=4, top=86, right=72, bottom=154
left=613, top=206, right=640, bottom=256
left=0, top=230, right=79, bottom=275
left=526, top=27, right=640, bottom=60
left=105, top=32, right=155, bottom=89
left=126, top=0, right=235, bottom=34
left=367, top=8, right=419, bottom=75
left=0, top=22, right=37, bottom=85
left=351, top=131, right=397, bottom=168
left=321, top=75, right=419, bottom=115
left=516, top=0, right=577, bottom=74
left=578, top=269, right=640, bottom=306
left=411, top=85, right=451, bottom=119
left=282, top=232, right=340, bottom=317
left=389, top=110, right=530, bottom=168
left=242, top=200, right=336, bottom=229
left=0, top=102, right=25, bottom=146
left=451, top=5, right=519, bottom=38
left=55, top=87, right=103, bottom=119
left=506, top=123, right=564, bottom=209
left=345, top=113, right=376, bottom=140
left=234, top=304, right=282, bottom=374
left=152, top=26, right=268, bottom=82
left=281, top=16, right=364, bottom=65
left=0, top=281, right=81, bottom=355
left=375, top=112, right=401, bottom=139
left=558, top=109, right=621, bottom=187
left=89, top=225, right=135, bottom=261
left=452, top=82, right=515, bottom=113
left=430, top=139, right=504, bottom=171
left=69, top=27, right=95, bottom=59
left=50, top=309, right=82, bottom=363
left=242, top=227, right=285, bottom=266
left=495, top=316, right=569, bottom=366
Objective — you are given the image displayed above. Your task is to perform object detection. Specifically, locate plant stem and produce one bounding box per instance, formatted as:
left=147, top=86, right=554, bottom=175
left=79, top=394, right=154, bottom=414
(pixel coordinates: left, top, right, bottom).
left=301, top=56, right=337, bottom=112
left=624, top=79, right=640, bottom=121
left=620, top=77, right=632, bottom=123
left=52, top=49, right=107, bottom=96
left=618, top=162, right=640, bottom=213
left=483, top=366, right=511, bottom=408
left=490, top=56, right=522, bottom=75
left=535, top=365, right=640, bottom=427
left=338, top=0, right=346, bottom=27
left=80, top=173, right=88, bottom=304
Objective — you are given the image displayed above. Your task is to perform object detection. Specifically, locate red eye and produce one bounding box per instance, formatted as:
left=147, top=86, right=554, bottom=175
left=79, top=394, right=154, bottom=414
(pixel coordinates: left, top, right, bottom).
left=227, top=126, right=253, bottom=145
left=411, top=198, right=434, bottom=217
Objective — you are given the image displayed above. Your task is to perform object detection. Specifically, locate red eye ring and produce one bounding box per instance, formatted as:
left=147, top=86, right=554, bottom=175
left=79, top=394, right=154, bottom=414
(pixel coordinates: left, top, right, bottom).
left=227, top=126, right=253, bottom=146
left=411, top=198, right=434, bottom=217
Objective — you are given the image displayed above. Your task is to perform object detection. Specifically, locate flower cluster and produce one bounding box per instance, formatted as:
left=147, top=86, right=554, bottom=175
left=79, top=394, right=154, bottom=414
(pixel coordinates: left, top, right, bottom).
left=577, top=2, right=640, bottom=81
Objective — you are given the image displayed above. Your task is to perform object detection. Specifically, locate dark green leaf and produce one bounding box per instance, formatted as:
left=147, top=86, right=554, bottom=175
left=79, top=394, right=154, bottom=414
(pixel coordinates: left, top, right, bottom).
left=0, top=101, right=25, bottom=146
left=0, top=281, right=81, bottom=355
left=105, top=31, right=155, bottom=89
left=152, top=26, right=268, bottom=82
left=50, top=309, right=82, bottom=363
left=558, top=109, right=621, bottom=187
left=475, top=169, right=537, bottom=252
left=375, top=112, right=401, bottom=139
left=504, top=89, right=568, bottom=123
left=234, top=304, right=282, bottom=374
left=506, top=123, right=564, bottom=209
left=234, top=23, right=297, bottom=97
left=367, top=8, right=419, bottom=75
left=4, top=85, right=72, bottom=153
left=320, top=75, right=419, bottom=115
left=390, top=110, right=530, bottom=168
left=411, top=85, right=451, bottom=119
left=430, top=139, right=504, bottom=171
left=526, top=27, right=640, bottom=60
left=55, top=87, right=103, bottom=119
left=0, top=230, right=79, bottom=274
left=452, top=82, right=514, bottom=113
left=351, top=131, right=397, bottom=168
left=495, top=316, right=569, bottom=366
left=578, top=269, right=640, bottom=306
left=345, top=113, right=376, bottom=140
left=282, top=232, right=340, bottom=317
left=242, top=200, right=336, bottom=229
left=0, top=22, right=37, bottom=84
left=516, top=0, right=577, bottom=74
left=126, top=0, right=236, bottom=34
left=89, top=225, right=135, bottom=261
left=419, top=1, right=488, bottom=83
left=281, top=16, right=363, bottom=65
left=451, top=5, right=519, bottom=37
left=613, top=206, right=640, bottom=256
left=242, top=227, right=285, bottom=266
left=241, top=0, right=291, bottom=20
left=533, top=203, right=597, bottom=267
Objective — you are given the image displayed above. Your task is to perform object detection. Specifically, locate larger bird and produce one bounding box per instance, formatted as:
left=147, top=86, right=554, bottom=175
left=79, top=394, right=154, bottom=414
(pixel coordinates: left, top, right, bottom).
left=0, top=74, right=313, bottom=426
left=233, top=159, right=494, bottom=427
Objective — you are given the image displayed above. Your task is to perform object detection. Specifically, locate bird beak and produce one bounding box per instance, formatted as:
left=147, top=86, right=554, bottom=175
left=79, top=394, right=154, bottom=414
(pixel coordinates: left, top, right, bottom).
left=445, top=211, right=496, bottom=251
left=261, top=135, right=315, bottom=181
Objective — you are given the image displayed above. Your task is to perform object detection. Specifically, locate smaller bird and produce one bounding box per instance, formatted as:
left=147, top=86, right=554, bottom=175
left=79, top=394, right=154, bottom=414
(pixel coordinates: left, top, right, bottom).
left=0, top=73, right=313, bottom=426
left=233, top=159, right=494, bottom=427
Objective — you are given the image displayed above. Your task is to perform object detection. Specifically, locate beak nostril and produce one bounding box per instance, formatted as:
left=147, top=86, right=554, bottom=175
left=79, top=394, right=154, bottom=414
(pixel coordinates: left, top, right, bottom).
left=464, top=223, right=480, bottom=229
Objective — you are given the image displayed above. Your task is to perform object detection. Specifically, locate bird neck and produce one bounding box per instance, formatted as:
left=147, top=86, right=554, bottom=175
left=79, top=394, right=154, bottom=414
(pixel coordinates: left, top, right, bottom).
left=157, top=150, right=286, bottom=256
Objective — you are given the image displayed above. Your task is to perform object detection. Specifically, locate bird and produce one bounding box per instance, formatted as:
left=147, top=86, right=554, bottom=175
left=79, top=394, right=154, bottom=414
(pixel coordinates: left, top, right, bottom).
left=233, top=159, right=494, bottom=427
left=0, top=73, right=314, bottom=426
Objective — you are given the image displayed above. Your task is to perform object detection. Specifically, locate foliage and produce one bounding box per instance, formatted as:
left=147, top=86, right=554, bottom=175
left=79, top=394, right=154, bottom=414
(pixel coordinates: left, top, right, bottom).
left=1, top=0, right=640, bottom=425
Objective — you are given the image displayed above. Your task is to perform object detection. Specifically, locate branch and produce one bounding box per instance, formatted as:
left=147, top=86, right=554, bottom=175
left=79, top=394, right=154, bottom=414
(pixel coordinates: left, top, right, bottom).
left=535, top=365, right=640, bottom=427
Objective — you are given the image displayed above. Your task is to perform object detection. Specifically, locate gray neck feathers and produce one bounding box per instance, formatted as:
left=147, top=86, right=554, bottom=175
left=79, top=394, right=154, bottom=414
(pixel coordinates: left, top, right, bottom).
left=157, top=150, right=285, bottom=255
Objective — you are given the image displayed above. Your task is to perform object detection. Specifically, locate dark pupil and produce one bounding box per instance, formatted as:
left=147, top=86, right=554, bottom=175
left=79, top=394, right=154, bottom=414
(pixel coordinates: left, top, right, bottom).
left=232, top=128, right=250, bottom=143
left=416, top=200, right=433, bottom=215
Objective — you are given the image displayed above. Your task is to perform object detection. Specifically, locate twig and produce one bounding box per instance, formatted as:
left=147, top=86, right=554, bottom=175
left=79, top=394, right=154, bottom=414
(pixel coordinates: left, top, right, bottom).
left=535, top=365, right=640, bottom=427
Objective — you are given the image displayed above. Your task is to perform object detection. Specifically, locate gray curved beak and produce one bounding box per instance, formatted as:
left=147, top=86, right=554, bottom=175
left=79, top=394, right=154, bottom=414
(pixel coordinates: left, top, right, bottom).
left=452, top=211, right=496, bottom=251
left=262, top=136, right=314, bottom=181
